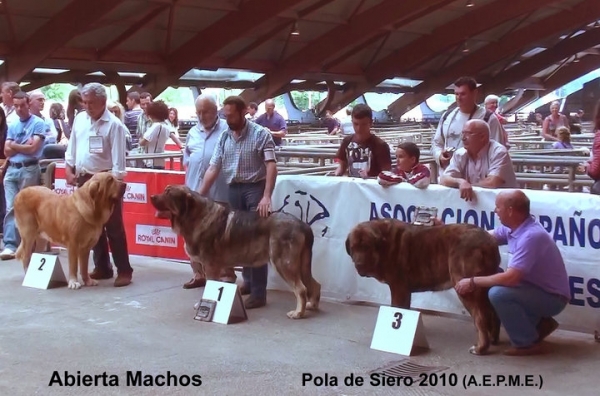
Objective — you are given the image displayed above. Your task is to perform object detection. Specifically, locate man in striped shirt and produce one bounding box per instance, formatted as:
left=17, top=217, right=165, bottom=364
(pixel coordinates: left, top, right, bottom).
left=199, top=96, right=277, bottom=309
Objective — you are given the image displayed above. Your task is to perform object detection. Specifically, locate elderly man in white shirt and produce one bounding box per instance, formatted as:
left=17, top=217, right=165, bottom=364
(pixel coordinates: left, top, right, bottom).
left=431, top=76, right=507, bottom=173
left=440, top=119, right=517, bottom=202
left=181, top=94, right=235, bottom=289
left=65, top=82, right=133, bottom=287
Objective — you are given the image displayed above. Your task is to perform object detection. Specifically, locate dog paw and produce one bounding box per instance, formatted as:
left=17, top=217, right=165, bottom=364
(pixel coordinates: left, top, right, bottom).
left=68, top=280, right=82, bottom=290
left=83, top=278, right=98, bottom=287
left=287, top=310, right=305, bottom=319
left=306, top=302, right=319, bottom=311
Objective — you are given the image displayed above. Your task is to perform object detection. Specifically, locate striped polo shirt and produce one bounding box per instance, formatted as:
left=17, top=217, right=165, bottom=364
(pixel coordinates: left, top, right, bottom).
left=209, top=120, right=276, bottom=184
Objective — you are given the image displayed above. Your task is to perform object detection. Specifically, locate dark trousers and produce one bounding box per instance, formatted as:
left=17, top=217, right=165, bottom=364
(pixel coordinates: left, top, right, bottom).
left=77, top=173, right=132, bottom=274
left=228, top=180, right=267, bottom=299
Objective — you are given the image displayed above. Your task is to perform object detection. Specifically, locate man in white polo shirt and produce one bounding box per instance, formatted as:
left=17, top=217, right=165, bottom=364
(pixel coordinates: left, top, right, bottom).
left=65, top=82, right=133, bottom=287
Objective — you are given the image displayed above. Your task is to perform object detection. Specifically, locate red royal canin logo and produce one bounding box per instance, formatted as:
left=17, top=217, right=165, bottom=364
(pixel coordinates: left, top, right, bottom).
left=151, top=228, right=161, bottom=236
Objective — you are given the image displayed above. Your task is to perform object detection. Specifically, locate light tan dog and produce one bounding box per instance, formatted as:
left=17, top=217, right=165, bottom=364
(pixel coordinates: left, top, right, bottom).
left=14, top=173, right=126, bottom=289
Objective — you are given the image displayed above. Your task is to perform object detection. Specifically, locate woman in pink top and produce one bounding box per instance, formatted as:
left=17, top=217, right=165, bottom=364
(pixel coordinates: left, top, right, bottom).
left=541, top=101, right=569, bottom=141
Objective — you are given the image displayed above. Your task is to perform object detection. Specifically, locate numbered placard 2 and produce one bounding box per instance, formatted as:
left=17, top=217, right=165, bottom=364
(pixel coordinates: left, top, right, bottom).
left=22, top=253, right=67, bottom=289
left=370, top=306, right=429, bottom=356
left=197, top=280, right=247, bottom=324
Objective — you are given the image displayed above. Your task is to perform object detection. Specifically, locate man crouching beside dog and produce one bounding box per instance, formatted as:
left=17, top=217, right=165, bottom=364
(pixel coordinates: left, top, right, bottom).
left=454, top=189, right=570, bottom=356
left=63, top=83, right=133, bottom=287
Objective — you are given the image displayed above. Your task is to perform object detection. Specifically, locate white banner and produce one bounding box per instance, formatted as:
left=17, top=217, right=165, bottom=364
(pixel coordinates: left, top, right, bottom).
left=269, top=176, right=600, bottom=336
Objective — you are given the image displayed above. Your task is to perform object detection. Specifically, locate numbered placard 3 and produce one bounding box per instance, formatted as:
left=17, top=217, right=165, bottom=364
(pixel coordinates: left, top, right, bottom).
left=22, top=253, right=67, bottom=290
left=197, top=280, right=247, bottom=324
left=370, top=306, right=429, bottom=356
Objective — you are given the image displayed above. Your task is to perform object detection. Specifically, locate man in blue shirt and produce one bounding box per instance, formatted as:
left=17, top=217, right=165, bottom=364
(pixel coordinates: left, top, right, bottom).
left=0, top=91, right=45, bottom=260
left=255, top=99, right=287, bottom=146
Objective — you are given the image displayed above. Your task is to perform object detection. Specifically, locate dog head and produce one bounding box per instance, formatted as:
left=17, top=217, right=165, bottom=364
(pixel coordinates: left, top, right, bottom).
left=150, top=185, right=202, bottom=223
left=73, top=173, right=125, bottom=223
left=345, top=220, right=403, bottom=279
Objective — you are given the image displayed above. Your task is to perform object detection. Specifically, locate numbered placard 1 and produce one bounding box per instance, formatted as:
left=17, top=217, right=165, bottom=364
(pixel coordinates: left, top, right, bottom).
left=370, top=306, right=429, bottom=356
left=22, top=253, right=67, bottom=289
left=197, top=280, right=247, bottom=324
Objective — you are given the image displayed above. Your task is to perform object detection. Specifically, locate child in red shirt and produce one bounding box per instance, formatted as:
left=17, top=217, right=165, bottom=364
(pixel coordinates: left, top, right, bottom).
left=378, top=142, right=430, bottom=189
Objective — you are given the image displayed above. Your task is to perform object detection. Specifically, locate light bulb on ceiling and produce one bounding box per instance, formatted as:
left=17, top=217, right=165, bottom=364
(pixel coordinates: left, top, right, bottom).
left=466, top=0, right=474, bottom=7
left=291, top=22, right=300, bottom=36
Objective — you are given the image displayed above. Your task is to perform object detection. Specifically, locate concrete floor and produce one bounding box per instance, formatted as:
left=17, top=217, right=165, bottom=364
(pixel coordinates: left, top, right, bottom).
left=0, top=252, right=598, bottom=396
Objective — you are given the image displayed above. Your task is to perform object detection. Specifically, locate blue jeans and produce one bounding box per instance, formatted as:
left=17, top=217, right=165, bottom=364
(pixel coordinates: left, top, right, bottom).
left=488, top=283, right=567, bottom=348
left=3, top=164, right=41, bottom=251
left=228, top=181, right=268, bottom=299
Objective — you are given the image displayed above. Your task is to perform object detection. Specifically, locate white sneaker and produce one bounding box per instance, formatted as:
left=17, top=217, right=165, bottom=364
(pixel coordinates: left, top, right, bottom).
left=0, top=248, right=15, bottom=260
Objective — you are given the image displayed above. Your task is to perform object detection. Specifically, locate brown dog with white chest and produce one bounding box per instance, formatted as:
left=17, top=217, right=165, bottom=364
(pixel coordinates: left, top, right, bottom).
left=14, top=172, right=126, bottom=289
left=345, top=219, right=501, bottom=355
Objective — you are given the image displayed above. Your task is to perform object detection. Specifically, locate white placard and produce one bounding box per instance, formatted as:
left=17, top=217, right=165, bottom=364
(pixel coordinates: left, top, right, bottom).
left=199, top=280, right=247, bottom=324
left=370, top=306, right=429, bottom=356
left=22, top=253, right=67, bottom=289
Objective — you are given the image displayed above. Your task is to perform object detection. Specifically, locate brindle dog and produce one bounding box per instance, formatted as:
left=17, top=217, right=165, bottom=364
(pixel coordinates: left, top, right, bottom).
left=150, top=185, right=321, bottom=319
left=345, top=219, right=501, bottom=355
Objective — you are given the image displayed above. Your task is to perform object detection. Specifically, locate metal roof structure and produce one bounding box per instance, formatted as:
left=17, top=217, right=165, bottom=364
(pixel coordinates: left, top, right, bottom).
left=1, top=0, right=599, bottom=117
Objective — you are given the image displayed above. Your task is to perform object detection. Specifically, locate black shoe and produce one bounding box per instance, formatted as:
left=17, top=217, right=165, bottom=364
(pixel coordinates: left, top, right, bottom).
left=244, top=295, right=266, bottom=309
left=240, top=284, right=251, bottom=296
left=90, top=268, right=114, bottom=280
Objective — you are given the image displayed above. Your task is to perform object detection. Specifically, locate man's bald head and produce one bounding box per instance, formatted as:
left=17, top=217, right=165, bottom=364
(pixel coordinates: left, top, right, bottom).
left=28, top=90, right=46, bottom=114
left=497, top=189, right=530, bottom=216
left=195, top=94, right=217, bottom=111
left=265, top=98, right=275, bottom=115
left=195, top=94, right=218, bottom=128
left=29, top=91, right=45, bottom=101
left=462, top=119, right=490, bottom=154
left=464, top=119, right=490, bottom=138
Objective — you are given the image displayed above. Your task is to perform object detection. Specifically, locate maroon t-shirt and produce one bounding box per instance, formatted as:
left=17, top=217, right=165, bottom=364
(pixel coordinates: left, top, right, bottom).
left=336, top=134, right=391, bottom=177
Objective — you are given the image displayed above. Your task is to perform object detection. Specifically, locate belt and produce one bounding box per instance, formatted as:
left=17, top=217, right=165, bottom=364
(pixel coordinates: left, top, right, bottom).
left=230, top=179, right=266, bottom=186
left=8, top=159, right=39, bottom=169
left=77, top=169, right=111, bottom=178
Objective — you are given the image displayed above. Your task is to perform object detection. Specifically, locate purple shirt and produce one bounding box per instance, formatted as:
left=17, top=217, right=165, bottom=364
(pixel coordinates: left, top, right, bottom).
left=255, top=111, right=286, bottom=146
left=493, top=216, right=570, bottom=299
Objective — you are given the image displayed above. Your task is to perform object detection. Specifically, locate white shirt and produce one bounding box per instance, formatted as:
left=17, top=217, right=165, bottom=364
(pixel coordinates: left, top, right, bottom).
left=1, top=103, right=19, bottom=127
left=142, top=121, right=171, bottom=168
left=444, top=140, right=517, bottom=188
left=340, top=115, right=354, bottom=135
left=431, top=106, right=504, bottom=168
left=65, top=108, right=127, bottom=179
left=35, top=115, right=58, bottom=144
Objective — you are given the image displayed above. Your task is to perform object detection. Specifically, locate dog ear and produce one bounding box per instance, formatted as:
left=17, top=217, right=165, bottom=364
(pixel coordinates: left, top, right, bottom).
left=345, top=235, right=351, bottom=256
left=88, top=180, right=100, bottom=197
left=73, top=182, right=97, bottom=223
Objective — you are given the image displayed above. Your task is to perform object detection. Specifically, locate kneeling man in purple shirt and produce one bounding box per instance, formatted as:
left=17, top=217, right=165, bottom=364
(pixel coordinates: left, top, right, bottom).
left=455, top=189, right=570, bottom=356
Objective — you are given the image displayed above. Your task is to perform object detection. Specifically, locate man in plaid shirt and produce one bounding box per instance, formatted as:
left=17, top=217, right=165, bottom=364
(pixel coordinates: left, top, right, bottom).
left=199, top=96, right=278, bottom=309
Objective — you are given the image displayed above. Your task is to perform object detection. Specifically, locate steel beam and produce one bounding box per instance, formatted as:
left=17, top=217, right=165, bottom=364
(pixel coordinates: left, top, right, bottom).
left=238, top=0, right=450, bottom=104
left=0, top=0, right=123, bottom=82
